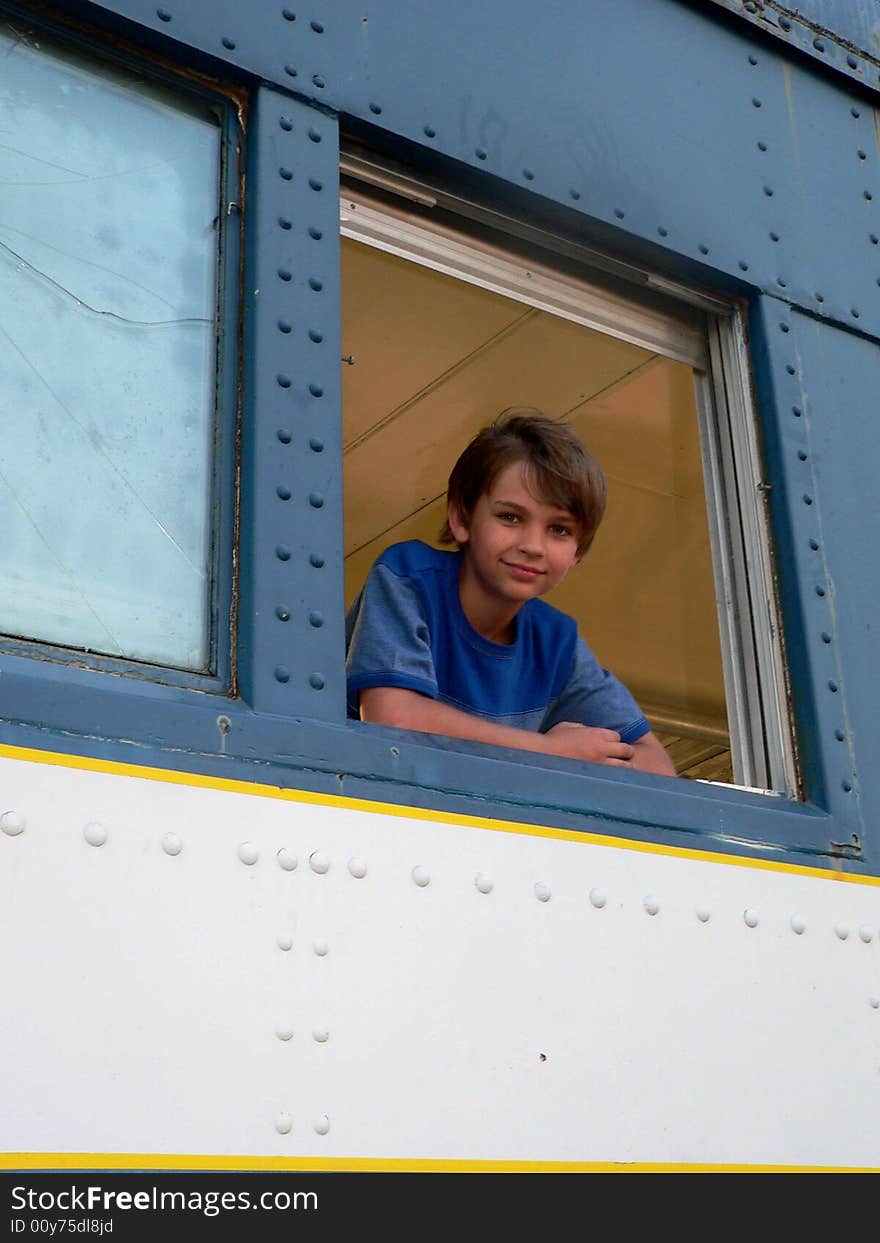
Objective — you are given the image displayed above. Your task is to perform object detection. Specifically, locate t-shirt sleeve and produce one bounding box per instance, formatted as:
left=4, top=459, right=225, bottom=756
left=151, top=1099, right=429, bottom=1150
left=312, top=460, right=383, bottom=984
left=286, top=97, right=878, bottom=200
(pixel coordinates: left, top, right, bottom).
left=541, top=637, right=650, bottom=743
left=345, top=560, right=438, bottom=716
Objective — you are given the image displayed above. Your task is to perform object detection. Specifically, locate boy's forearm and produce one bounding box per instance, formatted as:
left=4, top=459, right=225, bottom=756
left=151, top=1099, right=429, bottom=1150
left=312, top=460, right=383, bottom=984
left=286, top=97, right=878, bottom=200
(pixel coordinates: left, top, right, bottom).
left=629, top=731, right=677, bottom=776
left=358, top=686, right=554, bottom=757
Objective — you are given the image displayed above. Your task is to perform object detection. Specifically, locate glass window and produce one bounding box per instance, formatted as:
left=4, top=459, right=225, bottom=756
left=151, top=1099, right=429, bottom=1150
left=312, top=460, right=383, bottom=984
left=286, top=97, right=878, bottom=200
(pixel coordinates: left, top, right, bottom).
left=0, top=20, right=222, bottom=671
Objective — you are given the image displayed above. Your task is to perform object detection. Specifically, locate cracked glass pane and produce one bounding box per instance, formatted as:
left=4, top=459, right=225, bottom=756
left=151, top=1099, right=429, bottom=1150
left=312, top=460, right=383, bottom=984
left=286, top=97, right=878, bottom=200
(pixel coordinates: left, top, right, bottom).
left=0, top=20, right=221, bottom=671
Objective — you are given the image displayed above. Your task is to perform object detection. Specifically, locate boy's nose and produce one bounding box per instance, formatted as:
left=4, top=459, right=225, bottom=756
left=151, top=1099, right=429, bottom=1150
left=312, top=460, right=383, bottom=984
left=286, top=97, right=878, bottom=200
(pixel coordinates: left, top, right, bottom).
left=516, top=527, right=544, bottom=556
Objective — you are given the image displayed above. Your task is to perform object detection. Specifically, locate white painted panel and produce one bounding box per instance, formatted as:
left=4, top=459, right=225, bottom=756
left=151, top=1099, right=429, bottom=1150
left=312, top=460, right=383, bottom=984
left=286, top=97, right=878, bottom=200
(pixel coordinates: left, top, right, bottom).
left=1, top=753, right=878, bottom=1167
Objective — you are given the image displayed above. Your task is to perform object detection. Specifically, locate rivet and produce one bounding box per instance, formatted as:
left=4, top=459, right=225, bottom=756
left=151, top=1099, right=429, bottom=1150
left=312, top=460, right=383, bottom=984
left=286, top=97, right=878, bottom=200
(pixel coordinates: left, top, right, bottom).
left=752, top=97, right=762, bottom=108
left=277, top=374, right=291, bottom=388
left=738, top=261, right=749, bottom=271
left=310, top=18, right=323, bottom=32
left=780, top=322, right=790, bottom=333
left=821, top=631, right=832, bottom=643
left=277, top=848, right=298, bottom=872
left=312, top=1027, right=329, bottom=1043
left=613, top=207, right=625, bottom=219
left=570, top=188, right=581, bottom=200
left=309, top=553, right=325, bottom=568
left=312, top=74, right=325, bottom=88
left=834, top=729, right=845, bottom=741
left=534, top=881, right=552, bottom=903
left=348, top=857, right=367, bottom=879
left=859, top=149, right=867, bottom=160
left=859, top=926, right=874, bottom=943
left=786, top=364, right=796, bottom=375
left=313, top=1115, right=330, bottom=1136
left=589, top=887, right=607, bottom=909
left=658, top=226, right=668, bottom=237
left=161, top=832, right=182, bottom=857
left=798, top=450, right=808, bottom=461
left=474, top=873, right=493, bottom=894
left=309, top=492, right=324, bottom=508
left=308, top=178, right=323, bottom=192
left=424, top=125, right=436, bottom=138
left=278, top=268, right=292, bottom=282
left=308, top=227, right=323, bottom=240
left=276, top=606, right=290, bottom=621
left=851, top=107, right=861, bottom=118
left=748, top=54, right=758, bottom=65
left=308, top=277, right=323, bottom=291
left=275, top=1113, right=292, bottom=1135
left=828, top=680, right=838, bottom=692
left=643, top=895, right=660, bottom=916
left=309, top=437, right=324, bottom=452
left=698, top=244, right=709, bottom=255
left=842, top=779, right=853, bottom=792
left=864, top=191, right=873, bottom=201
left=770, top=231, right=780, bottom=241
left=778, top=277, right=787, bottom=287
left=695, top=906, right=711, bottom=923
left=284, top=64, right=297, bottom=77
left=848, top=55, right=859, bottom=69
left=792, top=405, right=802, bottom=417
left=852, top=308, right=861, bottom=318
left=779, top=15, right=791, bottom=29
left=808, top=538, right=819, bottom=550
left=309, top=330, right=324, bottom=343
left=280, top=116, right=293, bottom=132
left=369, top=102, right=382, bottom=115
left=871, top=234, right=879, bottom=245
left=83, top=821, right=108, bottom=848
left=743, top=908, right=759, bottom=928
left=313, top=939, right=329, bottom=956
left=523, top=168, right=535, bottom=181
left=803, top=494, right=813, bottom=506
left=276, top=545, right=291, bottom=561
left=308, top=383, right=324, bottom=398
left=757, top=141, right=768, bottom=151
left=238, top=842, right=259, bottom=866
left=835, top=922, right=850, bottom=940
left=870, top=997, right=880, bottom=1009
left=222, top=36, right=236, bottom=50
left=277, top=933, right=293, bottom=952
left=475, top=147, right=487, bottom=161
left=390, top=746, right=399, bottom=757
left=790, top=914, right=806, bottom=935
left=309, top=851, right=330, bottom=875
left=278, top=317, right=292, bottom=331
left=412, top=865, right=431, bottom=888
left=308, top=610, right=324, bottom=628
left=0, top=811, right=25, bottom=837
left=279, top=167, right=293, bottom=181
left=812, top=37, right=825, bottom=52
left=763, top=185, right=774, bottom=196
left=276, top=1023, right=294, bottom=1042
left=277, top=485, right=292, bottom=501
left=308, top=128, right=322, bottom=143
left=156, top=8, right=172, bottom=21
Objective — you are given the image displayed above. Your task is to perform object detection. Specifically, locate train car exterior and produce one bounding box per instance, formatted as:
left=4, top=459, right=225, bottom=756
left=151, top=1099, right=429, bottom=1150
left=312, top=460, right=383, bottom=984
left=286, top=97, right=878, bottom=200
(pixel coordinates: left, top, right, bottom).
left=1, top=0, right=879, bottom=1173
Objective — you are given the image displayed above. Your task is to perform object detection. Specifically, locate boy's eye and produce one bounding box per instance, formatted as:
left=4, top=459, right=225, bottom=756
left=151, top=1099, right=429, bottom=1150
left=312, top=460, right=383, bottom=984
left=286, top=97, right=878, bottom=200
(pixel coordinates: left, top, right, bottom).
left=550, top=523, right=573, bottom=537
left=497, top=511, right=520, bottom=523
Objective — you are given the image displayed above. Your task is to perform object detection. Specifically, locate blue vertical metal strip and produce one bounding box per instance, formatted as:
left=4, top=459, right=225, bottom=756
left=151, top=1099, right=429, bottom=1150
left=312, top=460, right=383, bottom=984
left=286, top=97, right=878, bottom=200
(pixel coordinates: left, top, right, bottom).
left=239, top=88, right=344, bottom=721
left=748, top=293, right=865, bottom=844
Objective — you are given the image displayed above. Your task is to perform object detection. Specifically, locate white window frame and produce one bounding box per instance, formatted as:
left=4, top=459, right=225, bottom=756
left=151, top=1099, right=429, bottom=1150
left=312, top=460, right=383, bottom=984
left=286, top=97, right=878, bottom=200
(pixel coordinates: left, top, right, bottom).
left=339, top=165, right=798, bottom=797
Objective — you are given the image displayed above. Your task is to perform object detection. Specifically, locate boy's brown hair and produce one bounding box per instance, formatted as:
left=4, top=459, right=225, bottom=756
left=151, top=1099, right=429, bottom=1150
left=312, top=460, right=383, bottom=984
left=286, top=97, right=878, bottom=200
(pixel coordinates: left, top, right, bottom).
left=440, top=409, right=607, bottom=557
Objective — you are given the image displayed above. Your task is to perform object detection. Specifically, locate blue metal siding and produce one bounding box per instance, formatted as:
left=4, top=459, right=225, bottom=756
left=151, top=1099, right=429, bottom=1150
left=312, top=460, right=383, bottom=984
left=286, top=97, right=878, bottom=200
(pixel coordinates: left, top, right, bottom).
left=1, top=0, right=878, bottom=870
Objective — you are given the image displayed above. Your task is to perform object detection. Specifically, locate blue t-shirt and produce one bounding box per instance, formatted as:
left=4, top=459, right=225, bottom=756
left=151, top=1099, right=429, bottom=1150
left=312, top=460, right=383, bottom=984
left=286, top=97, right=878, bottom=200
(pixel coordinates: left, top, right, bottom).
left=345, top=541, right=649, bottom=743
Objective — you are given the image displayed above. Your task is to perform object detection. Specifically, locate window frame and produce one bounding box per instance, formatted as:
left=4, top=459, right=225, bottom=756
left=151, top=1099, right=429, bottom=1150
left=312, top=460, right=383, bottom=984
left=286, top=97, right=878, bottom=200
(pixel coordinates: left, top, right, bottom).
left=0, top=5, right=244, bottom=694
left=338, top=167, right=797, bottom=798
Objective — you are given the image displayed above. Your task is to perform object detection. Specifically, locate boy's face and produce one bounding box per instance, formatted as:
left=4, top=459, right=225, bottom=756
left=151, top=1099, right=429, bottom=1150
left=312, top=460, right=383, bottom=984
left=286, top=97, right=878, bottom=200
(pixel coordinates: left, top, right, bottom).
left=448, top=462, right=581, bottom=608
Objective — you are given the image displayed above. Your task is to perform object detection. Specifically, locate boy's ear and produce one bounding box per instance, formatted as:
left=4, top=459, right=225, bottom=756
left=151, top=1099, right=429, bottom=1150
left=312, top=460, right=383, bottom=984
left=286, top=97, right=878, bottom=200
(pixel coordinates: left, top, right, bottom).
left=446, top=500, right=470, bottom=546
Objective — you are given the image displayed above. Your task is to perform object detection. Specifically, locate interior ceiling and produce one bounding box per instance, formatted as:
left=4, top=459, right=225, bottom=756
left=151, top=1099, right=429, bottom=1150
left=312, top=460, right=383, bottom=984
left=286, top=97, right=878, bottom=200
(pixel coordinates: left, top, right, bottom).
left=341, top=237, right=728, bottom=739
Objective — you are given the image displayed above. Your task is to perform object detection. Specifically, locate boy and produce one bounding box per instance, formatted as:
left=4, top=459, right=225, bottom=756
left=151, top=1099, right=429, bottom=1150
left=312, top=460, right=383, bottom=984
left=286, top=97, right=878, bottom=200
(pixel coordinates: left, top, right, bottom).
left=345, top=412, right=675, bottom=776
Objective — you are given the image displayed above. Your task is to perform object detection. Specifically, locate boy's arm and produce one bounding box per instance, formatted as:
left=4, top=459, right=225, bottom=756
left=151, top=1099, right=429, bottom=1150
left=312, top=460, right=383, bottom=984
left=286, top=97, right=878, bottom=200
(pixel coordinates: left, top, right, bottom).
left=629, top=730, right=677, bottom=777
left=359, top=687, right=637, bottom=767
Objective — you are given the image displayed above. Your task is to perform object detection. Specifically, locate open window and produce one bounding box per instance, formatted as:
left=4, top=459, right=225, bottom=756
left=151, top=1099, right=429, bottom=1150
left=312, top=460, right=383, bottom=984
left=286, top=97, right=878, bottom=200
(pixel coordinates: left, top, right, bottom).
left=340, top=157, right=796, bottom=796
left=0, top=15, right=240, bottom=689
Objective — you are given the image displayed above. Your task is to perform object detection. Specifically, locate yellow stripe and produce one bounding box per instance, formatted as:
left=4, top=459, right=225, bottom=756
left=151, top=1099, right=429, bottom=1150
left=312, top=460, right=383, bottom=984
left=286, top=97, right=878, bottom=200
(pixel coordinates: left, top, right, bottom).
left=2, top=1152, right=878, bottom=1173
left=0, top=740, right=873, bottom=886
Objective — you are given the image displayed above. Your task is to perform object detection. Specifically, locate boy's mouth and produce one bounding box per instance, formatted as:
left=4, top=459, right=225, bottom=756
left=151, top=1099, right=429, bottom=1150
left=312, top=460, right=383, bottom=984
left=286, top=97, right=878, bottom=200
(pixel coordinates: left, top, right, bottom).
left=503, top=561, right=545, bottom=580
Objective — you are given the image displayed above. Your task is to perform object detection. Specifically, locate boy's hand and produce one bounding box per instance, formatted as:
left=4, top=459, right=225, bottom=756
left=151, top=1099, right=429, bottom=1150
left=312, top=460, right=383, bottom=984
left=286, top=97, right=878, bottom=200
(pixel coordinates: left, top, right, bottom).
left=543, top=722, right=635, bottom=766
